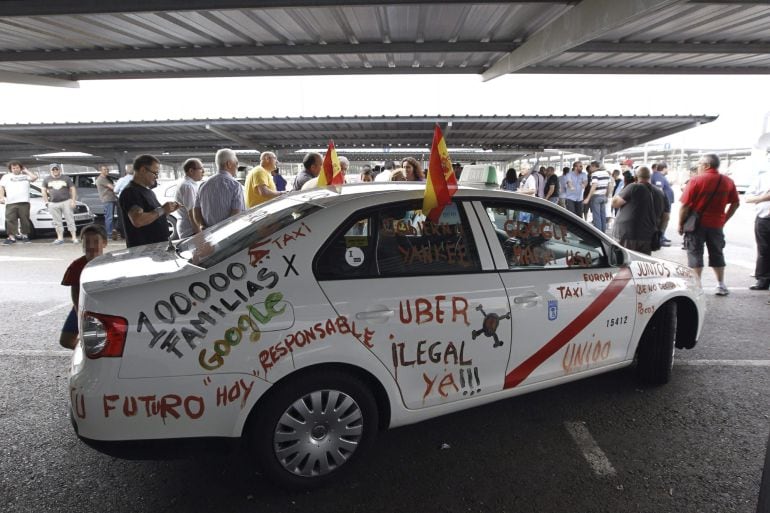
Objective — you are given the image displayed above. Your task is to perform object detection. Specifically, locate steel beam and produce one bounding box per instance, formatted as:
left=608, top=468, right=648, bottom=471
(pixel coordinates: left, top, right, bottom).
left=204, top=124, right=259, bottom=150
left=0, top=70, right=78, bottom=88
left=0, top=1, right=568, bottom=17
left=0, top=42, right=515, bottom=63
left=0, top=115, right=716, bottom=130
left=520, top=65, right=770, bottom=74
left=63, top=66, right=484, bottom=81
left=0, top=133, right=98, bottom=155
left=482, top=0, right=685, bottom=81
left=574, top=41, right=770, bottom=54
left=609, top=120, right=711, bottom=153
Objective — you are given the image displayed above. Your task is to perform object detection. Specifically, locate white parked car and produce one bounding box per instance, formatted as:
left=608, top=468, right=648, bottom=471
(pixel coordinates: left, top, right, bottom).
left=0, top=183, right=95, bottom=238
left=69, top=184, right=705, bottom=488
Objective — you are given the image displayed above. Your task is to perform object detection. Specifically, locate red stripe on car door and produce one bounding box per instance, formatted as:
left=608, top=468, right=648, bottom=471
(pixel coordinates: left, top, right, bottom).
left=503, top=266, right=633, bottom=389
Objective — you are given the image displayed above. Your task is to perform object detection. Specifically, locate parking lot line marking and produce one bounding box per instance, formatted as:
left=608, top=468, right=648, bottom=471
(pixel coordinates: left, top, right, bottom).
left=35, top=302, right=71, bottom=317
left=564, top=421, right=617, bottom=478
left=676, top=359, right=770, bottom=367
left=0, top=350, right=71, bottom=357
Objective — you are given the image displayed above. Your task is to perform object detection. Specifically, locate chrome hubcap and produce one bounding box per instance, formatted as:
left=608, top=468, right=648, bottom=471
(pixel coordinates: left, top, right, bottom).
left=273, top=389, right=363, bottom=477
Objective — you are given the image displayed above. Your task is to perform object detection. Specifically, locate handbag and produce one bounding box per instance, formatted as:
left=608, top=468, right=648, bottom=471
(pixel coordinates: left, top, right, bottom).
left=682, top=212, right=699, bottom=233
left=683, top=175, right=722, bottom=233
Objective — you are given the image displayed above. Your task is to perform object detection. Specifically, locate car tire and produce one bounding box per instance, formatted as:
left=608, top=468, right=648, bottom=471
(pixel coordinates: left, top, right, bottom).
left=636, top=301, right=677, bottom=385
left=250, top=370, right=378, bottom=490
left=27, top=225, right=37, bottom=240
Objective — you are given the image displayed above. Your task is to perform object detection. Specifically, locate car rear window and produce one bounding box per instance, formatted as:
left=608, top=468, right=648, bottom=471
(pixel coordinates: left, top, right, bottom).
left=177, top=198, right=321, bottom=268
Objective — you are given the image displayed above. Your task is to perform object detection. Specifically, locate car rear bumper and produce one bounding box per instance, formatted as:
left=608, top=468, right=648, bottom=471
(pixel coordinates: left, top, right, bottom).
left=71, top=411, right=239, bottom=459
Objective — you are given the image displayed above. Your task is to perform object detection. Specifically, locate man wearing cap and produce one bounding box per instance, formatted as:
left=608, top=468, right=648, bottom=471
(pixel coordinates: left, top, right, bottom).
left=0, top=161, right=38, bottom=245
left=42, top=163, right=79, bottom=244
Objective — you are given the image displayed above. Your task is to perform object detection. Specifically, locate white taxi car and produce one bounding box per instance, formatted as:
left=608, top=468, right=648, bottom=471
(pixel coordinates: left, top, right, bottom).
left=69, top=184, right=705, bottom=488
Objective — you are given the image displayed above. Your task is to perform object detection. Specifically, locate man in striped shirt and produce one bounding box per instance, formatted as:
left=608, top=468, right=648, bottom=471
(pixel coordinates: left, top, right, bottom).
left=194, top=148, right=245, bottom=229
left=583, top=161, right=612, bottom=232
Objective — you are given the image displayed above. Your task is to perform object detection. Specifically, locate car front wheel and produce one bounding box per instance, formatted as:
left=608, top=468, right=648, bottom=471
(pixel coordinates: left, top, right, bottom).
left=250, top=370, right=378, bottom=489
left=636, top=301, right=677, bottom=385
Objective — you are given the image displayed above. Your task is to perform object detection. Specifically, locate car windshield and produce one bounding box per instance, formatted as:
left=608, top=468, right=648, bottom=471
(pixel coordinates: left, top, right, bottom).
left=176, top=196, right=322, bottom=268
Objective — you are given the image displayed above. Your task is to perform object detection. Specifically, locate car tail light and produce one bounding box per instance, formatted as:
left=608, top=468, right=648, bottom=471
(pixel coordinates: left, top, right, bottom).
left=81, top=311, right=128, bottom=359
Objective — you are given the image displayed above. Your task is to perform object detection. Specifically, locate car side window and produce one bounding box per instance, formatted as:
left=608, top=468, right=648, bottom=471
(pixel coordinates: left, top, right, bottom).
left=482, top=202, right=607, bottom=270
left=376, top=201, right=481, bottom=276
left=315, top=215, right=376, bottom=279
left=315, top=200, right=481, bottom=280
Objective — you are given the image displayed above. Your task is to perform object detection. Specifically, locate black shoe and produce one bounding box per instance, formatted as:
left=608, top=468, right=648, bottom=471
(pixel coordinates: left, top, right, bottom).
left=749, top=280, right=770, bottom=290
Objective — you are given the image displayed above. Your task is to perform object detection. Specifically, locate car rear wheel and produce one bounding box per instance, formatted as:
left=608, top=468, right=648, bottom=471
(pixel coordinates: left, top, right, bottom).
left=250, top=370, right=378, bottom=489
left=636, top=301, right=677, bottom=385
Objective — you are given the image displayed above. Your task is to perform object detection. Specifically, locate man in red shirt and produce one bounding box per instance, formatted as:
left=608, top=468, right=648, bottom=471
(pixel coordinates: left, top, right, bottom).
left=678, top=154, right=740, bottom=295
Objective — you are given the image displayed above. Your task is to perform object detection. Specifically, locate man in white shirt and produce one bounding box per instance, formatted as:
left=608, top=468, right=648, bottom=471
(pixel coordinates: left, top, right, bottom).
left=174, top=158, right=205, bottom=238
left=517, top=164, right=537, bottom=196
left=0, top=161, right=38, bottom=244
left=745, top=170, right=770, bottom=294
left=583, top=161, right=612, bottom=232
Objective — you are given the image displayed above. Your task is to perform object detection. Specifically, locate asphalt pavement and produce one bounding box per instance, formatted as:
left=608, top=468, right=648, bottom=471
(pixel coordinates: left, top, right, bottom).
left=0, top=203, right=768, bottom=513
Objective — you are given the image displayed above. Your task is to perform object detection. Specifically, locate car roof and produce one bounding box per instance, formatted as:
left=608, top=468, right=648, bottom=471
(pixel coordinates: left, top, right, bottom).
left=288, top=182, right=555, bottom=209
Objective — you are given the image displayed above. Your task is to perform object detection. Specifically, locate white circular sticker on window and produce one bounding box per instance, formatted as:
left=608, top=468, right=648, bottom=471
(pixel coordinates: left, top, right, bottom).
left=345, top=247, right=365, bottom=267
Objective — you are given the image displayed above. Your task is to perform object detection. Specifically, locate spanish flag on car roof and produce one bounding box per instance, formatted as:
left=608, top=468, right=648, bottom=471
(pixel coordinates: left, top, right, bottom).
left=317, top=139, right=344, bottom=187
left=423, top=124, right=457, bottom=223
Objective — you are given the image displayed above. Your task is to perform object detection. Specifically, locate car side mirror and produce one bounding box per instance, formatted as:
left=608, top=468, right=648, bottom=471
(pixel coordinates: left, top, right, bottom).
left=612, top=245, right=626, bottom=266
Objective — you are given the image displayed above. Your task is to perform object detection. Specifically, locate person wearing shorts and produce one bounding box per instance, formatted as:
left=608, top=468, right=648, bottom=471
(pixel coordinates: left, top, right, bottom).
left=679, top=154, right=740, bottom=296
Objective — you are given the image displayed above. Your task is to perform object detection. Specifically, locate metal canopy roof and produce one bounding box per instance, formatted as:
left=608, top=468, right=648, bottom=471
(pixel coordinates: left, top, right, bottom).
left=0, top=1, right=769, bottom=87
left=0, top=114, right=716, bottom=164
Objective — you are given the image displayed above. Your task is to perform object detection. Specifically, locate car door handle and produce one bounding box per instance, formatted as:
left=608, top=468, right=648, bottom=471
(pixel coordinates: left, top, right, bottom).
left=513, top=292, right=540, bottom=305
left=355, top=309, right=395, bottom=320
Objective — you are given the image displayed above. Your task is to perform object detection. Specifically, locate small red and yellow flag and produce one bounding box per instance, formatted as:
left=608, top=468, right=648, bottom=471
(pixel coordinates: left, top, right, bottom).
left=318, top=139, right=344, bottom=187
left=423, top=124, right=457, bottom=223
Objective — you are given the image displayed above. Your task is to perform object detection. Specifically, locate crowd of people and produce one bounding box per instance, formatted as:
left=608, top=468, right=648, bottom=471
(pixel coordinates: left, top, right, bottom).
left=498, top=155, right=767, bottom=299
left=1, top=149, right=768, bottom=351
left=0, top=150, right=440, bottom=250
left=2, top=150, right=769, bottom=305
left=500, top=159, right=682, bottom=249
